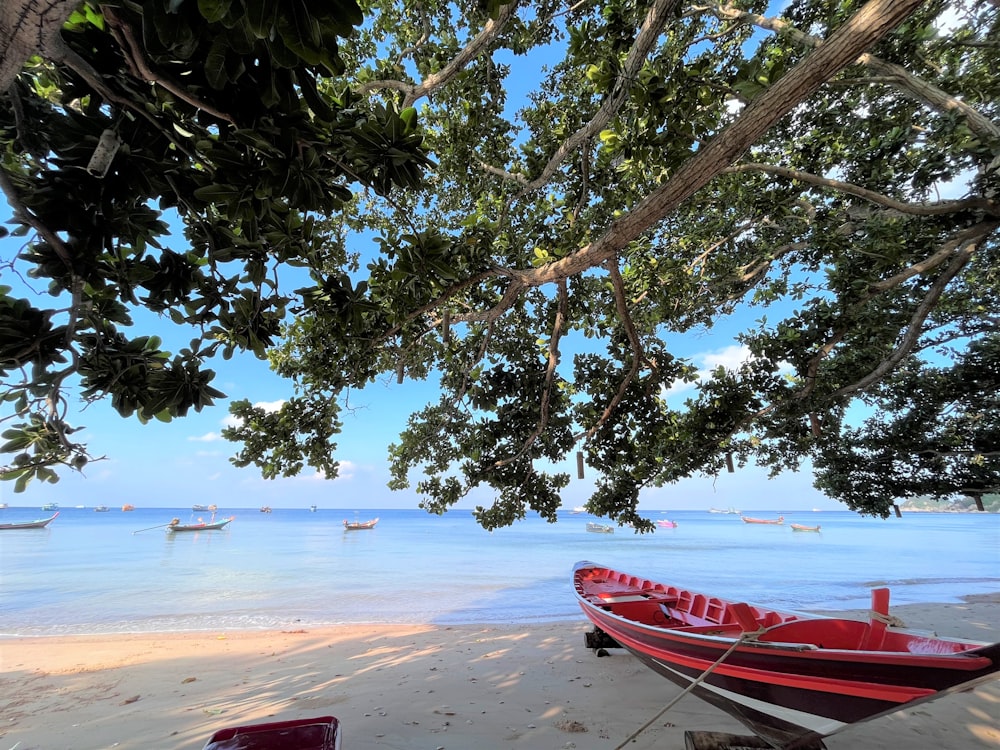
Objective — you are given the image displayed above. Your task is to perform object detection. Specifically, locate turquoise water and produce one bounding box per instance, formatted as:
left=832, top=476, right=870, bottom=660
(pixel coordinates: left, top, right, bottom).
left=1, top=507, right=997, bottom=636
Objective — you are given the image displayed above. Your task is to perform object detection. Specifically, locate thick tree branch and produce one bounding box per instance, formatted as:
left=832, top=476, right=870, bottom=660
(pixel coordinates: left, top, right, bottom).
left=527, top=0, right=924, bottom=291
left=0, top=0, right=78, bottom=90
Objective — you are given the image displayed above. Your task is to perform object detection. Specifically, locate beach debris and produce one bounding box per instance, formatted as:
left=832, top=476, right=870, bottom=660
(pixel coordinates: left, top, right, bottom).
left=119, top=695, right=140, bottom=705
left=556, top=719, right=588, bottom=733
left=181, top=677, right=196, bottom=684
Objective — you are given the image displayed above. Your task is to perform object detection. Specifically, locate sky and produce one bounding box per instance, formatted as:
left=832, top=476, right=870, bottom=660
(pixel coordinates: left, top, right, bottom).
left=1, top=0, right=851, bottom=515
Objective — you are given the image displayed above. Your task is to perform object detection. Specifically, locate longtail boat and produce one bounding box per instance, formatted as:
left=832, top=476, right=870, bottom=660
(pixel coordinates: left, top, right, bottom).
left=656, top=519, right=678, bottom=528
left=741, top=515, right=784, bottom=524
left=344, top=517, right=378, bottom=530
left=0, top=512, right=59, bottom=530
left=791, top=523, right=821, bottom=532
left=167, top=515, right=234, bottom=532
left=573, top=561, right=1000, bottom=749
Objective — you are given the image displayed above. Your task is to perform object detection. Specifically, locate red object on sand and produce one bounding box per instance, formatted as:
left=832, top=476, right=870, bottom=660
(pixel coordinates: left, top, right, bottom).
left=203, top=716, right=341, bottom=750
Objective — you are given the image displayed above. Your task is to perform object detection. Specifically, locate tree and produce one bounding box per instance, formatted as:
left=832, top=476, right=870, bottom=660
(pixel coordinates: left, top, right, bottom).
left=3, top=1, right=998, bottom=530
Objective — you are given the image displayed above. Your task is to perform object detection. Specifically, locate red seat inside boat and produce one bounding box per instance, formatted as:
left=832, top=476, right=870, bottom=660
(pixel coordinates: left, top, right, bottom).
left=754, top=618, right=868, bottom=650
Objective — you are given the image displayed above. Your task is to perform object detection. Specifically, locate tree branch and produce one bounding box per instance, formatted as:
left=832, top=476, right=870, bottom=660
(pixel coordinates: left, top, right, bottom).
left=515, top=0, right=681, bottom=197
left=726, top=163, right=998, bottom=217
left=491, top=279, right=568, bottom=470
left=699, top=1, right=1000, bottom=143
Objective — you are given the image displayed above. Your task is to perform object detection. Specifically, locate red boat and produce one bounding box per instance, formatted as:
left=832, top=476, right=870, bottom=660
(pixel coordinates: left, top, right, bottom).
left=573, top=561, right=1000, bottom=748
left=344, top=517, right=378, bottom=530
left=741, top=515, right=784, bottom=524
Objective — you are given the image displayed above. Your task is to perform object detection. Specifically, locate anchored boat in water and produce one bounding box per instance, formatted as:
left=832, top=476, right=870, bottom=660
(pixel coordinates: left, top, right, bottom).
left=573, top=561, right=1000, bottom=749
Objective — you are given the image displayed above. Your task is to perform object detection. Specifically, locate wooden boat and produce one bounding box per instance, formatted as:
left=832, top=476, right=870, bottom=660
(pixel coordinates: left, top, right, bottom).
left=122, top=504, right=135, bottom=511
left=343, top=517, right=378, bottom=530
left=656, top=519, right=678, bottom=528
left=791, top=523, right=821, bottom=532
left=586, top=522, right=614, bottom=534
left=0, top=512, right=59, bottom=530
left=573, top=561, right=1000, bottom=749
left=167, top=515, right=234, bottom=532
left=741, top=515, right=784, bottom=524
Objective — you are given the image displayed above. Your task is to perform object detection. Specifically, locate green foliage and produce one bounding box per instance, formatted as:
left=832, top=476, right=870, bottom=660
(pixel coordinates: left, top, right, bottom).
left=1, top=0, right=430, bottom=489
left=3, top=0, right=999, bottom=530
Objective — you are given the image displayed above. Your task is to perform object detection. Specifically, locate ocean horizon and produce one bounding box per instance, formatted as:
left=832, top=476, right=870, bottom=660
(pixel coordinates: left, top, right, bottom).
left=1, top=506, right=997, bottom=638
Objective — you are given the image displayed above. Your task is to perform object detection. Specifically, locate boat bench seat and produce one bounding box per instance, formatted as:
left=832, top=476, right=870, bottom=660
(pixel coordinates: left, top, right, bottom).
left=755, top=618, right=868, bottom=650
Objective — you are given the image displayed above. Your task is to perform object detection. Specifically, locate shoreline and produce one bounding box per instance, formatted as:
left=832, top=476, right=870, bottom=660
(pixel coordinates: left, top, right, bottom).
left=2, top=598, right=999, bottom=749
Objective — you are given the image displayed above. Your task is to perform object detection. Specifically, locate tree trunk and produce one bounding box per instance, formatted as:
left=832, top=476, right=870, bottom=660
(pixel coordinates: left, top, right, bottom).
left=0, top=0, right=79, bottom=91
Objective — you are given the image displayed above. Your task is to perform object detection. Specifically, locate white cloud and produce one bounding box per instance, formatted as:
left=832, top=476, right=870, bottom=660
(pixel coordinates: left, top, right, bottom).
left=189, top=432, right=222, bottom=442
left=664, top=344, right=792, bottom=402
left=221, top=399, right=286, bottom=429
left=298, top=460, right=356, bottom=481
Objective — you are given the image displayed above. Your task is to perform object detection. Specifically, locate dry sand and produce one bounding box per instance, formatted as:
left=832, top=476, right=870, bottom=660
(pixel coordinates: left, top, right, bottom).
left=2, top=597, right=999, bottom=750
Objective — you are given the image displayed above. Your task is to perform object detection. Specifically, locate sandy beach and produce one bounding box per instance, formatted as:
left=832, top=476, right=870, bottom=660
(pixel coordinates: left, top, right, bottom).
left=3, top=597, right=999, bottom=750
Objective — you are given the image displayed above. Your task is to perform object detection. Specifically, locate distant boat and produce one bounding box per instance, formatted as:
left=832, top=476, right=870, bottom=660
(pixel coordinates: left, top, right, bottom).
left=192, top=504, right=210, bottom=511
left=344, top=517, right=378, bottom=530
left=94, top=505, right=110, bottom=512
left=41, top=502, right=59, bottom=511
left=0, top=502, right=8, bottom=509
left=121, top=504, right=135, bottom=511
left=260, top=506, right=272, bottom=513
left=571, top=506, right=587, bottom=514
left=586, top=522, right=614, bottom=534
left=167, top=515, right=234, bottom=532
left=310, top=505, right=318, bottom=512
left=1, top=512, right=59, bottom=530
left=656, top=519, right=678, bottom=528
left=708, top=507, right=740, bottom=514
left=791, top=523, right=821, bottom=532
left=741, top=515, right=784, bottom=525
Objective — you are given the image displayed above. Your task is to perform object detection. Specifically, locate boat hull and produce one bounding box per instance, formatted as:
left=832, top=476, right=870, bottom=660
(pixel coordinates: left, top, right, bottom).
left=0, top=512, right=59, bottom=530
left=573, top=561, right=1000, bottom=748
left=168, top=518, right=233, bottom=532
left=344, top=517, right=378, bottom=530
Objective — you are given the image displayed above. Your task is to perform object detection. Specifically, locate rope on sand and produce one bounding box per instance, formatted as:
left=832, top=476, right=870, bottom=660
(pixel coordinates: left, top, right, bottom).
left=612, top=629, right=765, bottom=750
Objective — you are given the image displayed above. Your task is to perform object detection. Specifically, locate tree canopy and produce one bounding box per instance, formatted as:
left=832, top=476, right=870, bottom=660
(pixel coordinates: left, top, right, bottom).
left=2, top=0, right=998, bottom=529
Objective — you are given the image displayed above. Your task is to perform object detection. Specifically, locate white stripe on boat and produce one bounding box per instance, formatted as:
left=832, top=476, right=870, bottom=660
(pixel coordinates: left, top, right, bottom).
left=652, top=658, right=848, bottom=737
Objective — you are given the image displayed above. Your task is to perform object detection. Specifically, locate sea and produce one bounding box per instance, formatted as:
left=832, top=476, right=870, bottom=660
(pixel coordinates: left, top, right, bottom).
left=1, top=506, right=997, bottom=637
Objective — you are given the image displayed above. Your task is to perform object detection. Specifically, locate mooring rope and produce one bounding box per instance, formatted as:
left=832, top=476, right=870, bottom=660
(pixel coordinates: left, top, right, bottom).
left=612, top=629, right=764, bottom=750
left=869, top=610, right=905, bottom=627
